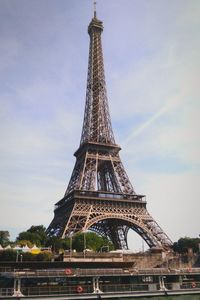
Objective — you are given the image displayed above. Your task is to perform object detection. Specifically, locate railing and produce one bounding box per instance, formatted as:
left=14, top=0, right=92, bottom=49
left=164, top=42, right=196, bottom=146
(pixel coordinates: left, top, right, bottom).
left=131, top=268, right=200, bottom=275
left=14, top=269, right=69, bottom=278
left=76, top=268, right=126, bottom=276
left=0, top=267, right=12, bottom=273
left=55, top=190, right=145, bottom=210
left=181, top=282, right=200, bottom=289
left=7, top=268, right=128, bottom=278
left=21, top=285, right=93, bottom=296
left=100, top=283, right=149, bottom=293
left=1, top=281, right=200, bottom=298
left=0, top=288, right=14, bottom=297
left=76, top=190, right=145, bottom=202
left=1, top=267, right=200, bottom=279
left=64, top=251, right=124, bottom=258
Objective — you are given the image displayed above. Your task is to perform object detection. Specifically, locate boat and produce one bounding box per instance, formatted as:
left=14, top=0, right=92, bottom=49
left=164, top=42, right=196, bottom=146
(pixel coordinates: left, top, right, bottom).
left=1, top=263, right=200, bottom=299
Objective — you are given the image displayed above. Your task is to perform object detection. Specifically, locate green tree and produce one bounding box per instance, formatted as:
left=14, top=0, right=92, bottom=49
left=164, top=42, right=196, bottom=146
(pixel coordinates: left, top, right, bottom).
left=45, top=236, right=65, bottom=253
left=173, top=237, right=200, bottom=254
left=0, top=249, right=16, bottom=261
left=16, top=225, right=47, bottom=247
left=0, top=231, right=10, bottom=247
left=72, top=232, right=114, bottom=252
left=27, top=225, right=47, bottom=246
left=17, top=240, right=34, bottom=248
left=27, top=226, right=47, bottom=240
left=36, top=251, right=53, bottom=261
left=61, top=238, right=70, bottom=250
left=22, top=252, right=35, bottom=261
left=16, top=231, right=40, bottom=246
left=0, top=250, right=53, bottom=262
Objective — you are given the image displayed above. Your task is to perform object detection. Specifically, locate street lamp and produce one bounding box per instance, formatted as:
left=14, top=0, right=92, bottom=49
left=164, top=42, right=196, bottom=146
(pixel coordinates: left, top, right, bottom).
left=16, top=252, right=19, bottom=262
left=69, top=233, right=73, bottom=260
left=83, top=230, right=86, bottom=259
left=16, top=252, right=23, bottom=262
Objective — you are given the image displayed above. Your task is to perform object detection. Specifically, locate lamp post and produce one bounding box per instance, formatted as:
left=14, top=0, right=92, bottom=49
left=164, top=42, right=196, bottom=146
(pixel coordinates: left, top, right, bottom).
left=15, top=252, right=23, bottom=262
left=69, top=234, right=73, bottom=260
left=83, top=230, right=86, bottom=259
left=16, top=252, right=19, bottom=262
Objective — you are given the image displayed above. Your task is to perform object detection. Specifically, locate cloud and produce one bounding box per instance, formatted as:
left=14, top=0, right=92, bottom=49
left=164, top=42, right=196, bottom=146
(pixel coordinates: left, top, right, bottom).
left=122, top=93, right=183, bottom=144
left=121, top=87, right=200, bottom=171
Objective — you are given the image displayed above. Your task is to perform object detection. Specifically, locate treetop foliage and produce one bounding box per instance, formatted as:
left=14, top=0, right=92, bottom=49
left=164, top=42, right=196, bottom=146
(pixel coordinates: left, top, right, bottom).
left=2, top=225, right=114, bottom=253
left=0, top=231, right=10, bottom=247
left=1, top=226, right=200, bottom=255
left=173, top=237, right=200, bottom=253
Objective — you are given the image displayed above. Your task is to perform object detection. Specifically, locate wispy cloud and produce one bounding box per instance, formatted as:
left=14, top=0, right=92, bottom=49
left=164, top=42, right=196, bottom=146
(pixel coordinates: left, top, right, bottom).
left=122, top=93, right=182, bottom=145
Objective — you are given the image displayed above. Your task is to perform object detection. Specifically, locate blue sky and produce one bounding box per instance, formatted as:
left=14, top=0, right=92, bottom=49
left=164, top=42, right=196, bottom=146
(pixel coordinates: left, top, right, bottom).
left=0, top=0, right=199, bottom=250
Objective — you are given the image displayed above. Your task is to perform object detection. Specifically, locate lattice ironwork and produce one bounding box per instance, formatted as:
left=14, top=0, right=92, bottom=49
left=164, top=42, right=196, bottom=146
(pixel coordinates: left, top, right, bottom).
left=47, top=12, right=172, bottom=250
left=80, top=17, right=115, bottom=145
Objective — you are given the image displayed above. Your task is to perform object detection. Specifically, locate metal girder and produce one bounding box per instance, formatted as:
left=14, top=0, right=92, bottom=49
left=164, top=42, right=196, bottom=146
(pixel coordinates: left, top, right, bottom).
left=80, top=17, right=115, bottom=145
left=65, top=149, right=135, bottom=195
left=47, top=192, right=172, bottom=250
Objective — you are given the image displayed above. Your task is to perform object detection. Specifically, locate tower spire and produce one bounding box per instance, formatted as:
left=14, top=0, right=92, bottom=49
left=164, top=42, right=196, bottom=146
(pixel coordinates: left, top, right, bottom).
left=80, top=9, right=115, bottom=145
left=94, top=1, right=97, bottom=18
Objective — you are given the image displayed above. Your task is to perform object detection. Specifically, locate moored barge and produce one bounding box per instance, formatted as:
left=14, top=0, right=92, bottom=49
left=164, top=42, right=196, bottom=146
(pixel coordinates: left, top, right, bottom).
left=1, top=265, right=200, bottom=299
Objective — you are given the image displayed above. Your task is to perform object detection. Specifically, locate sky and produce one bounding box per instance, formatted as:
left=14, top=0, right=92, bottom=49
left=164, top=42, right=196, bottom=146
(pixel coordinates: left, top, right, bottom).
left=0, top=0, right=199, bottom=251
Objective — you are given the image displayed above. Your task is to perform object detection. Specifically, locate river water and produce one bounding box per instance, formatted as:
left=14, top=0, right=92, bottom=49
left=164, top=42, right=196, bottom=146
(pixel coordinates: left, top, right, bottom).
left=24, top=294, right=200, bottom=300
left=115, top=296, right=200, bottom=300
left=12, top=295, right=200, bottom=300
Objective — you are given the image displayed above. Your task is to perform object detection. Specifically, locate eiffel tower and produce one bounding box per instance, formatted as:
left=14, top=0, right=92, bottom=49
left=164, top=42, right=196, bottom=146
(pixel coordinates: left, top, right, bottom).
left=47, top=8, right=172, bottom=250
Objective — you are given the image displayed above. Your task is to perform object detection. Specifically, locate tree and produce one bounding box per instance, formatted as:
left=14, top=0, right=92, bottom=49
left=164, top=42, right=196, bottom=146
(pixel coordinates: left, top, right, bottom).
left=0, top=250, right=53, bottom=262
left=16, top=225, right=47, bottom=247
left=16, top=231, right=41, bottom=246
left=173, top=237, right=200, bottom=254
left=36, top=251, right=53, bottom=261
left=45, top=236, right=65, bottom=253
left=27, top=225, right=47, bottom=239
left=0, top=249, right=16, bottom=261
left=0, top=231, right=10, bottom=247
left=17, top=240, right=34, bottom=248
left=15, top=226, right=115, bottom=253
left=72, top=232, right=114, bottom=252
left=27, top=225, right=47, bottom=246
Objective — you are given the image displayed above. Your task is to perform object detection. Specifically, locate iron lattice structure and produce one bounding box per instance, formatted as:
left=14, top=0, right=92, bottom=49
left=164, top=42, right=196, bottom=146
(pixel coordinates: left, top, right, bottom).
left=47, top=13, right=172, bottom=250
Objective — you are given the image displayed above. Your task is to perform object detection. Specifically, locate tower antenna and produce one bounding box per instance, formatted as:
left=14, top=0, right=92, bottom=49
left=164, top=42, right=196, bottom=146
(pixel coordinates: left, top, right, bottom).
left=94, top=1, right=97, bottom=18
